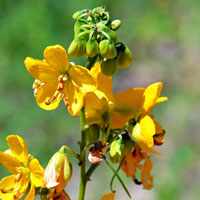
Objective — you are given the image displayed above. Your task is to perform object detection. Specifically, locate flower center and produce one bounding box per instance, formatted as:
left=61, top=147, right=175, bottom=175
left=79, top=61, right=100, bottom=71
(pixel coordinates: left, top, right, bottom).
left=45, top=74, right=69, bottom=106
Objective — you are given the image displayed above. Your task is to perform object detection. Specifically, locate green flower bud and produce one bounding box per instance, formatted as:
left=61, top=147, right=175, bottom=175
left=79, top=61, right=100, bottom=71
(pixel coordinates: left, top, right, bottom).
left=99, top=40, right=109, bottom=58
left=86, top=124, right=100, bottom=143
left=99, top=40, right=117, bottom=59
left=110, top=137, right=124, bottom=163
left=111, top=19, right=121, bottom=30
left=100, top=57, right=118, bottom=76
left=68, top=38, right=86, bottom=58
left=73, top=11, right=82, bottom=20
left=104, top=28, right=117, bottom=43
left=117, top=46, right=133, bottom=69
left=107, top=42, right=117, bottom=59
left=97, top=23, right=117, bottom=43
left=86, top=40, right=99, bottom=57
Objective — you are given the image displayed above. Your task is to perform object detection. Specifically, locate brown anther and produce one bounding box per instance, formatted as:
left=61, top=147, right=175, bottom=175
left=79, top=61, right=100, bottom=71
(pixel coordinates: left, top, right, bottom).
left=1, top=186, right=14, bottom=193
left=14, top=191, right=20, bottom=199
left=14, top=172, right=22, bottom=183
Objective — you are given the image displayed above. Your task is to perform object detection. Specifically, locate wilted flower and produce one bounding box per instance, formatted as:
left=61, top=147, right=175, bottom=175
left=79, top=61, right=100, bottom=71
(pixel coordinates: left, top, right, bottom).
left=42, top=151, right=72, bottom=198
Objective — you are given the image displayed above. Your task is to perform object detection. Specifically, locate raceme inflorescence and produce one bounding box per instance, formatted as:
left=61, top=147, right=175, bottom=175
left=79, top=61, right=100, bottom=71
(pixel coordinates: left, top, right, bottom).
left=0, top=7, right=168, bottom=200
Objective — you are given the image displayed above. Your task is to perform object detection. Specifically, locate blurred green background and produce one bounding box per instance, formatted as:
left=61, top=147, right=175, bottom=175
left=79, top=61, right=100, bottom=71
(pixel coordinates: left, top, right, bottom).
left=0, top=0, right=200, bottom=199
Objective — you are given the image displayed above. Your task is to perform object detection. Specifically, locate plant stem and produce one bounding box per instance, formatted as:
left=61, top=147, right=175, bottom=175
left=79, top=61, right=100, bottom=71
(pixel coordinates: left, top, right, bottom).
left=110, top=157, right=124, bottom=193
left=103, top=156, right=133, bottom=200
left=78, top=107, right=87, bottom=200
left=86, top=164, right=99, bottom=181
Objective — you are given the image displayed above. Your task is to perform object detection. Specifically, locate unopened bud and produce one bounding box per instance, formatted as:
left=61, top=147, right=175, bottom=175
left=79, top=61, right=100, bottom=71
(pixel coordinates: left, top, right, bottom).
left=43, top=151, right=72, bottom=193
left=73, top=11, right=82, bottom=20
left=100, top=57, right=118, bottom=76
left=99, top=40, right=109, bottom=58
left=107, top=42, right=117, bottom=59
left=117, top=46, right=133, bottom=69
left=111, top=20, right=121, bottom=30
left=86, top=124, right=100, bottom=143
left=68, top=38, right=86, bottom=58
left=86, top=40, right=99, bottom=57
left=110, top=137, right=124, bottom=163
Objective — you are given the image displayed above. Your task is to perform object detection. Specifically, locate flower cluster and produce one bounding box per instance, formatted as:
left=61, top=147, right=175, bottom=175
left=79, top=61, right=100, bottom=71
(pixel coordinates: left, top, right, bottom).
left=0, top=6, right=168, bottom=200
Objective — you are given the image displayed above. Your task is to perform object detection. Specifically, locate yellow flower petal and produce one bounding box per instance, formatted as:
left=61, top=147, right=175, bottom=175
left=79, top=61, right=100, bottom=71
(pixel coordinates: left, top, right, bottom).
left=84, top=92, right=106, bottom=125
left=24, top=57, right=58, bottom=82
left=141, top=159, right=153, bottom=190
left=67, top=82, right=84, bottom=115
left=90, top=62, right=114, bottom=101
left=111, top=113, right=130, bottom=129
left=29, top=158, right=44, bottom=187
left=0, top=175, right=29, bottom=200
left=6, top=135, right=28, bottom=165
left=115, top=88, right=145, bottom=111
left=142, top=82, right=166, bottom=114
left=139, top=142, right=162, bottom=155
left=139, top=115, right=156, bottom=148
left=69, top=65, right=96, bottom=91
left=43, top=45, right=69, bottom=72
left=132, top=115, right=155, bottom=148
left=35, top=81, right=62, bottom=110
left=101, top=193, right=115, bottom=200
left=0, top=152, right=21, bottom=174
left=24, top=184, right=35, bottom=200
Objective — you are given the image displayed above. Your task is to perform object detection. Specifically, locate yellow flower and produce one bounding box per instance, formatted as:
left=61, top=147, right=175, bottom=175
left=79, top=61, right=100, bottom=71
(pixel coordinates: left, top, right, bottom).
left=112, top=82, right=168, bottom=148
left=0, top=135, right=44, bottom=200
left=42, top=151, right=72, bottom=198
left=84, top=62, right=115, bottom=125
left=24, top=45, right=96, bottom=115
left=101, top=193, right=115, bottom=200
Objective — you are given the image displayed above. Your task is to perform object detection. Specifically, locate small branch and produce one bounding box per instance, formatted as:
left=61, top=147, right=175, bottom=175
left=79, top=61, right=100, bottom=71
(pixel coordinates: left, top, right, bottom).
left=110, top=157, right=124, bottom=193
left=103, top=156, right=133, bottom=200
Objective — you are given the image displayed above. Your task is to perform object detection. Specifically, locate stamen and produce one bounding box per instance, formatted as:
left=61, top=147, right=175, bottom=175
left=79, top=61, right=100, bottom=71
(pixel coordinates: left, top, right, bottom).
left=45, top=74, right=68, bottom=106
left=1, top=186, right=14, bottom=193
left=14, top=172, right=22, bottom=183
left=14, top=191, right=20, bottom=199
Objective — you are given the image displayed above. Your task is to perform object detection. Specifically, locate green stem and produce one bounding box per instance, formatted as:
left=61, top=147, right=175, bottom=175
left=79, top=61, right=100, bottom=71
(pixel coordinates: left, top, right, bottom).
left=86, top=164, right=99, bottom=181
left=60, top=145, right=80, bottom=160
left=78, top=107, right=87, bottom=200
left=110, top=157, right=124, bottom=193
left=103, top=156, right=133, bottom=200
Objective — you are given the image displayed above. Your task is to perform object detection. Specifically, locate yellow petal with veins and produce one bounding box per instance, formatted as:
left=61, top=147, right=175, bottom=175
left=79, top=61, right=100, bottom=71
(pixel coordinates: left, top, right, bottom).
left=24, top=57, right=58, bottom=82
left=69, top=65, right=96, bottom=92
left=44, top=45, right=69, bottom=72
left=0, top=152, right=21, bottom=174
left=67, top=82, right=83, bottom=115
left=7, top=135, right=28, bottom=165
left=35, top=81, right=62, bottom=110
left=29, top=158, right=44, bottom=187
left=142, top=82, right=167, bottom=114
left=0, top=175, right=29, bottom=200
left=115, top=88, right=145, bottom=111
left=90, top=62, right=114, bottom=101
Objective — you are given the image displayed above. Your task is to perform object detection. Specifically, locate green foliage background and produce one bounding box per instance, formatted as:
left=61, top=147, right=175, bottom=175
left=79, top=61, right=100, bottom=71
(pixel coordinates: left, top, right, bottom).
left=0, top=0, right=200, bottom=199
